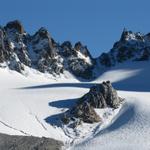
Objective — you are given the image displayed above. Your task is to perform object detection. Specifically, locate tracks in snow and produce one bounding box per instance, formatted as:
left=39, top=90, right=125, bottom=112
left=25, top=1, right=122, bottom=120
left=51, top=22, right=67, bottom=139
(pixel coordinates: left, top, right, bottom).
left=34, top=115, right=47, bottom=131
left=0, top=120, right=30, bottom=136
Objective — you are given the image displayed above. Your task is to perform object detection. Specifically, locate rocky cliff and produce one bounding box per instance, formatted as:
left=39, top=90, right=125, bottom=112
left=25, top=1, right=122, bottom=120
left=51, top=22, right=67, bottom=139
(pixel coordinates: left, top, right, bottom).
left=0, top=20, right=94, bottom=79
left=99, top=28, right=150, bottom=67
left=1, top=21, right=150, bottom=79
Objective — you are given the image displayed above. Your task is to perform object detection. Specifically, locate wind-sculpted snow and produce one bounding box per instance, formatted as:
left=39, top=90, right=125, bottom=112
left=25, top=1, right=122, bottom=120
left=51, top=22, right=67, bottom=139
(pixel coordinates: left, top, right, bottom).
left=72, top=92, right=150, bottom=150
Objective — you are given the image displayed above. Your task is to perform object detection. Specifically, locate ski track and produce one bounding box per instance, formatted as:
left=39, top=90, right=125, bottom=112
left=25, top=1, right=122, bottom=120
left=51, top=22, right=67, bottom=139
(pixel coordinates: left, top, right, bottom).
left=0, top=120, right=30, bottom=136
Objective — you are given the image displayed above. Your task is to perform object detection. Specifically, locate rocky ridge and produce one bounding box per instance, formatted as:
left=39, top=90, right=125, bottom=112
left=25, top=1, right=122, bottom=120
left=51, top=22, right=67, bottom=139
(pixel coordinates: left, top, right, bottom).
left=62, top=81, right=123, bottom=126
left=99, top=28, right=150, bottom=67
left=1, top=21, right=150, bottom=79
left=0, top=20, right=94, bottom=79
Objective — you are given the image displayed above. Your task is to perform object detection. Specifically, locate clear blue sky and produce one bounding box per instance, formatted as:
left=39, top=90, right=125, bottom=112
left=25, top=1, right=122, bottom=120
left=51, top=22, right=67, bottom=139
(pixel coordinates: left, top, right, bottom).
left=0, top=0, right=150, bottom=57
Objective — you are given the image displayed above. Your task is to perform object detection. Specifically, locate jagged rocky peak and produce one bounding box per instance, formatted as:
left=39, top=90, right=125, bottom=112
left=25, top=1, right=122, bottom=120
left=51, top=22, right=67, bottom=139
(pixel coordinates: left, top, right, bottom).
left=30, top=27, right=64, bottom=75
left=31, top=27, right=56, bottom=58
left=32, top=27, right=53, bottom=46
left=145, top=32, right=150, bottom=40
left=4, top=20, right=25, bottom=34
left=36, top=27, right=57, bottom=47
left=62, top=81, right=123, bottom=125
left=99, top=28, right=150, bottom=67
left=61, top=41, right=72, bottom=49
left=61, top=41, right=92, bottom=58
left=61, top=41, right=74, bottom=57
left=120, top=28, right=144, bottom=42
left=0, top=22, right=29, bottom=72
left=60, top=40, right=95, bottom=79
left=0, top=20, right=97, bottom=79
left=36, top=27, right=50, bottom=39
left=33, top=27, right=57, bottom=47
left=74, top=41, right=92, bottom=58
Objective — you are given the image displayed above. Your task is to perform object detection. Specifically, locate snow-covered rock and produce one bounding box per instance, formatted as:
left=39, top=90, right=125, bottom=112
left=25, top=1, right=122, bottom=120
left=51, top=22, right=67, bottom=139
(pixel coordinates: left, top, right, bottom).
left=0, top=20, right=95, bottom=79
left=99, top=28, right=150, bottom=67
left=60, top=41, right=94, bottom=79
left=62, top=81, right=123, bottom=125
left=1, top=20, right=150, bottom=80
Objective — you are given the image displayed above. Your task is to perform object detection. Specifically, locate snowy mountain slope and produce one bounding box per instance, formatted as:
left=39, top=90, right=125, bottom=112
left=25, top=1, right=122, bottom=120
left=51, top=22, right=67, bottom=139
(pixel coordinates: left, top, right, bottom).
left=0, top=59, right=150, bottom=149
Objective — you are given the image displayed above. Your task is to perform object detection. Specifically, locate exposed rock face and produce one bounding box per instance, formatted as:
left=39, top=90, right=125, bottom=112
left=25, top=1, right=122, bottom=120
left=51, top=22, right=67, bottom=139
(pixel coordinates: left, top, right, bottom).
left=5, top=20, right=24, bottom=34
left=62, top=81, right=123, bottom=125
left=30, top=27, right=64, bottom=75
left=60, top=41, right=94, bottom=79
left=81, top=81, right=121, bottom=108
left=0, top=29, right=5, bottom=62
left=99, top=29, right=150, bottom=67
left=0, top=20, right=95, bottom=79
left=1, top=20, right=150, bottom=79
left=0, top=133, right=63, bottom=150
left=70, top=102, right=101, bottom=123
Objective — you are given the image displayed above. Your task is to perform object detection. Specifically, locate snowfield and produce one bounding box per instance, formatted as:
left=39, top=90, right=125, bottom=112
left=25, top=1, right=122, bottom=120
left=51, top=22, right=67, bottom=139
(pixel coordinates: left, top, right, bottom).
left=0, top=61, right=150, bottom=150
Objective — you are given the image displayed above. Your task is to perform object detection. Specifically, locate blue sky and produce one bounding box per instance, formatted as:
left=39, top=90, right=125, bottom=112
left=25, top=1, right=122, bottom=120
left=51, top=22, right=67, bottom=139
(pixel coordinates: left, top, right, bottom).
left=0, top=0, right=150, bottom=57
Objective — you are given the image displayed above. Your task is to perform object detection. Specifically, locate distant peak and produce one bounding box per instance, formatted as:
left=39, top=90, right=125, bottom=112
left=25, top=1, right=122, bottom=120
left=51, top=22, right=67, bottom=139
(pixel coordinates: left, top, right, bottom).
left=5, top=20, right=24, bottom=34
left=38, top=27, right=48, bottom=34
left=35, top=27, right=50, bottom=39
left=74, top=41, right=83, bottom=50
left=61, top=41, right=72, bottom=49
left=120, top=28, right=143, bottom=42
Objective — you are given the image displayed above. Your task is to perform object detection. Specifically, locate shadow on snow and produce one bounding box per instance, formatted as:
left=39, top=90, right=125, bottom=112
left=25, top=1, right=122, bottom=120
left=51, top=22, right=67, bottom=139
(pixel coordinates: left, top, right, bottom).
left=45, top=98, right=77, bottom=127
left=49, top=98, right=77, bottom=109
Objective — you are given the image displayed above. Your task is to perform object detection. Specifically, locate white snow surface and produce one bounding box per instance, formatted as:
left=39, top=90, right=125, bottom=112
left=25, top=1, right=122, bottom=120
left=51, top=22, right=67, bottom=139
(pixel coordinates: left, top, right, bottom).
left=0, top=60, right=150, bottom=150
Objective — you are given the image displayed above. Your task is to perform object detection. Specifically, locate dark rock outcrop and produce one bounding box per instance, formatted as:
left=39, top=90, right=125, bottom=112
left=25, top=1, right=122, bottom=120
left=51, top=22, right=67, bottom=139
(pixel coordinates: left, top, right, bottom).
left=0, top=133, right=63, bottom=150
left=79, top=81, right=121, bottom=108
left=5, top=20, right=24, bottom=34
left=62, top=81, right=123, bottom=125
left=0, top=29, right=5, bottom=62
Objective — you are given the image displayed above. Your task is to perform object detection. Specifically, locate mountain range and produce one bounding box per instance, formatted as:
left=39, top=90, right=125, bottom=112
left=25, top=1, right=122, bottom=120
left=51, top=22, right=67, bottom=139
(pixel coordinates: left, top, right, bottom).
left=0, top=20, right=150, bottom=79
